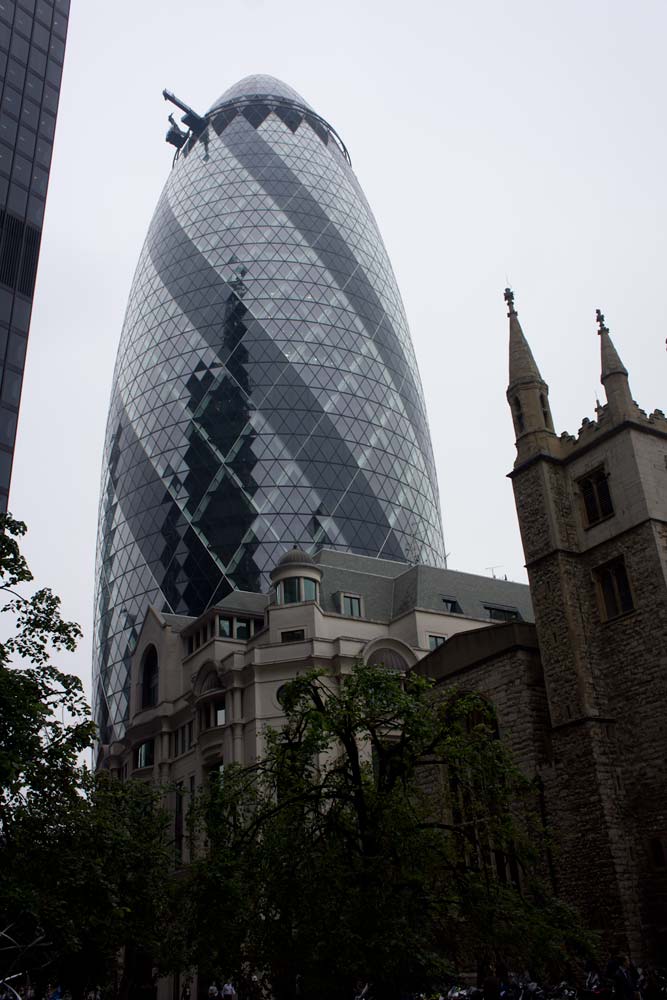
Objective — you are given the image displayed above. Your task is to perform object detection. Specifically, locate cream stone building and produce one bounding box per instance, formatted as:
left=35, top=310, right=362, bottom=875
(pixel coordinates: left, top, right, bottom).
left=104, top=546, right=533, bottom=850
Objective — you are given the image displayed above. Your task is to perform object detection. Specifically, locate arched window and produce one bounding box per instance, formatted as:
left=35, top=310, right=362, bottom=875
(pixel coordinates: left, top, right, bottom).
left=141, top=645, right=158, bottom=709
left=539, top=392, right=552, bottom=430
left=513, top=396, right=524, bottom=433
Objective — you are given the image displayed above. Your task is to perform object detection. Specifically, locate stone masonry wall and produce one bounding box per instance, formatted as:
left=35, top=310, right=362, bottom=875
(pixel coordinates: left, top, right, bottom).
left=512, top=441, right=667, bottom=958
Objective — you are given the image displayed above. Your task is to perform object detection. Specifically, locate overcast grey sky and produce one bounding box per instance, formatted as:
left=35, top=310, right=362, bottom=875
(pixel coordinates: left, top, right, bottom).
left=8, top=0, right=667, bottom=699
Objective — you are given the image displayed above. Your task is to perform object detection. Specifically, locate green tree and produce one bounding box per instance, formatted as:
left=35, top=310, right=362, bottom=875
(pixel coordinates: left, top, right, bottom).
left=0, top=512, right=93, bottom=981
left=0, top=514, right=176, bottom=999
left=186, top=664, right=590, bottom=1000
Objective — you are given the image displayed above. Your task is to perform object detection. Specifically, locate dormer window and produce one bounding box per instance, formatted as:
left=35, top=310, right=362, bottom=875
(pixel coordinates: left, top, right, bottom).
left=343, top=594, right=362, bottom=617
left=441, top=597, right=462, bottom=614
left=485, top=605, right=521, bottom=623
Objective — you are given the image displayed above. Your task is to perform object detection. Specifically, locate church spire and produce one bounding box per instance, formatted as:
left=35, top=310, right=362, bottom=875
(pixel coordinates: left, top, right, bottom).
left=596, top=309, right=634, bottom=419
left=505, top=287, right=544, bottom=387
left=505, top=288, right=555, bottom=460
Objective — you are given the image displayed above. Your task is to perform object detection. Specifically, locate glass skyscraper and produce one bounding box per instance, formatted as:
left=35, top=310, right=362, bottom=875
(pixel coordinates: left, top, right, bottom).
left=94, top=74, right=446, bottom=743
left=0, top=0, right=69, bottom=510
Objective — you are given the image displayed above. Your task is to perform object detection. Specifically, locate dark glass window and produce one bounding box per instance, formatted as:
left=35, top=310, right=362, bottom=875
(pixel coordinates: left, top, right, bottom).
left=35, top=0, right=52, bottom=26
left=0, top=448, right=11, bottom=489
left=14, top=8, right=31, bottom=37
left=45, top=54, right=61, bottom=85
left=428, top=635, right=447, bottom=651
left=343, top=594, right=362, bottom=617
left=24, top=69, right=43, bottom=102
left=0, top=144, right=12, bottom=177
left=235, top=618, right=249, bottom=639
left=31, top=20, right=48, bottom=51
left=51, top=10, right=66, bottom=40
left=6, top=332, right=26, bottom=368
left=282, top=577, right=300, bottom=603
left=27, top=44, right=45, bottom=74
left=2, top=85, right=21, bottom=118
left=26, top=193, right=44, bottom=227
left=37, top=108, right=55, bottom=139
left=595, top=558, right=634, bottom=621
left=303, top=577, right=317, bottom=601
left=12, top=152, right=31, bottom=185
left=7, top=184, right=27, bottom=216
left=214, top=698, right=225, bottom=727
left=135, top=739, right=154, bottom=769
left=48, top=33, right=63, bottom=62
left=141, top=645, right=158, bottom=708
left=441, top=597, right=462, bottom=613
left=253, top=617, right=264, bottom=634
left=16, top=125, right=35, bottom=160
left=5, top=57, right=26, bottom=91
left=0, top=3, right=14, bottom=28
left=218, top=615, right=231, bottom=637
left=1, top=368, right=21, bottom=405
left=0, top=130, right=16, bottom=165
left=208, top=760, right=224, bottom=783
left=34, top=135, right=51, bottom=167
left=11, top=295, right=30, bottom=330
left=579, top=467, right=614, bottom=526
left=281, top=628, right=305, bottom=643
left=9, top=31, right=27, bottom=61
left=20, top=97, right=39, bottom=130
left=41, top=82, right=58, bottom=114
left=485, top=606, right=521, bottom=623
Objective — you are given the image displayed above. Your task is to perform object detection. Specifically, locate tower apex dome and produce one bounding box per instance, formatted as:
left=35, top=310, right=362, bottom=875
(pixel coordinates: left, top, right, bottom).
left=208, top=74, right=312, bottom=114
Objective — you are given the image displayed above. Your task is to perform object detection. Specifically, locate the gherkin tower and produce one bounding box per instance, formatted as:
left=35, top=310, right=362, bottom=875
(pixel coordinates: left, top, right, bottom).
left=93, top=75, right=446, bottom=742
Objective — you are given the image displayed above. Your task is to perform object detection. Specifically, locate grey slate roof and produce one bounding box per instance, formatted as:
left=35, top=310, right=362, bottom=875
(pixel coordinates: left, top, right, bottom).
left=215, top=591, right=270, bottom=615
left=161, top=612, right=196, bottom=631
left=158, top=550, right=533, bottom=632
left=313, top=549, right=533, bottom=623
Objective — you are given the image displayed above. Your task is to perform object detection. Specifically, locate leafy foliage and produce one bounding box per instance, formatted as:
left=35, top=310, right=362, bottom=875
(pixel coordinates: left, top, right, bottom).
left=185, top=664, right=591, bottom=1000
left=0, top=514, right=176, bottom=998
left=0, top=514, right=93, bottom=820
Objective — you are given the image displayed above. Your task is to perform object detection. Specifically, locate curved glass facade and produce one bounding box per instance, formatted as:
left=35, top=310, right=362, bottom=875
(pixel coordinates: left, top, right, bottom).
left=93, top=75, right=446, bottom=742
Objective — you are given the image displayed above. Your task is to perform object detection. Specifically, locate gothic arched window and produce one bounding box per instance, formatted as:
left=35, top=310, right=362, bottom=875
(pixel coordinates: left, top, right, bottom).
left=141, top=645, right=159, bottom=709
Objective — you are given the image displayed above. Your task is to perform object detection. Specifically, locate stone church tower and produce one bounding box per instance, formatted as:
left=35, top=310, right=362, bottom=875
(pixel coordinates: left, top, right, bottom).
left=505, top=289, right=667, bottom=958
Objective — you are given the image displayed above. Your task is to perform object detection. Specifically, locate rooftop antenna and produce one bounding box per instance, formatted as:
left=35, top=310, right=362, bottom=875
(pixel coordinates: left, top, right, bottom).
left=485, top=565, right=502, bottom=579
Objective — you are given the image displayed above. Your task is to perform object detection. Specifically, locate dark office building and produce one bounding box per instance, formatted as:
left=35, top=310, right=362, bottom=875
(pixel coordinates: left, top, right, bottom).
left=93, top=74, right=446, bottom=742
left=0, top=0, right=69, bottom=510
